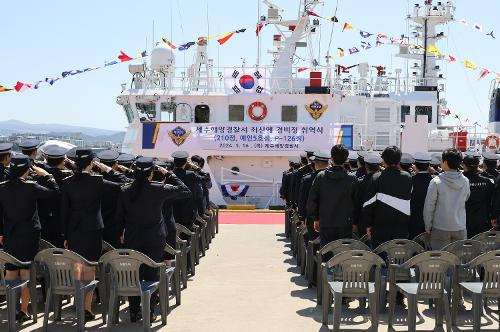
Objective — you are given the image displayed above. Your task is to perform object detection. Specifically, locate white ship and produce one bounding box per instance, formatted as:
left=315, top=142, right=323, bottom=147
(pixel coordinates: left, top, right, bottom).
left=116, top=0, right=489, bottom=208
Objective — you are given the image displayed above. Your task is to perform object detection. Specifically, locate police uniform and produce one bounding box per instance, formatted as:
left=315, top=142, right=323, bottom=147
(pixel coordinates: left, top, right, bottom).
left=61, top=149, right=122, bottom=261
left=291, top=152, right=314, bottom=208
left=116, top=157, right=190, bottom=318
left=0, top=155, right=59, bottom=268
left=362, top=164, right=412, bottom=247
left=281, top=157, right=300, bottom=205
left=464, top=152, right=495, bottom=237
left=97, top=149, right=131, bottom=248
left=171, top=151, right=200, bottom=230
left=299, top=152, right=329, bottom=235
left=482, top=152, right=500, bottom=182
left=0, top=143, right=13, bottom=181
left=38, top=146, right=73, bottom=247
left=355, top=151, right=368, bottom=179
left=116, top=153, right=136, bottom=179
left=409, top=152, right=434, bottom=239
left=19, top=139, right=45, bottom=170
left=401, top=153, right=415, bottom=175
left=348, top=151, right=359, bottom=173
left=355, top=153, right=382, bottom=236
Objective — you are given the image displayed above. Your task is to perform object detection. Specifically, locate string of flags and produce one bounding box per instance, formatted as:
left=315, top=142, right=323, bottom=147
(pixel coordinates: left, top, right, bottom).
left=1, top=50, right=147, bottom=93
left=302, top=11, right=500, bottom=83
left=161, top=27, right=247, bottom=51
left=456, top=18, right=496, bottom=40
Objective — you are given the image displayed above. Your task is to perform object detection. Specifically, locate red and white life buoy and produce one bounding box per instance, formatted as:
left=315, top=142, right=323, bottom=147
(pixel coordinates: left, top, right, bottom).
left=484, top=135, right=500, bottom=150
left=248, top=102, right=268, bottom=121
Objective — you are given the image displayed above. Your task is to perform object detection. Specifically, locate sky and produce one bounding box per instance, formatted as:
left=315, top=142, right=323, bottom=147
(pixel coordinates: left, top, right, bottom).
left=0, top=0, right=498, bottom=131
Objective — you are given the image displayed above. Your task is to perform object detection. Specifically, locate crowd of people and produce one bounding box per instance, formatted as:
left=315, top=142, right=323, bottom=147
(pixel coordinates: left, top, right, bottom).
left=0, top=140, right=212, bottom=323
left=281, top=144, right=499, bottom=254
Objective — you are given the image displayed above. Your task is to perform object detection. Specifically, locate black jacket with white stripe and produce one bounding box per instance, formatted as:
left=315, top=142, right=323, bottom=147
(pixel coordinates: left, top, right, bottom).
left=362, top=166, right=412, bottom=231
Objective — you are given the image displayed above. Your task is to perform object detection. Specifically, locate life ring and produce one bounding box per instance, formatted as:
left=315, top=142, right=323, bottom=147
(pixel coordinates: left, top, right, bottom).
left=248, top=102, right=268, bottom=121
left=484, top=135, right=500, bottom=150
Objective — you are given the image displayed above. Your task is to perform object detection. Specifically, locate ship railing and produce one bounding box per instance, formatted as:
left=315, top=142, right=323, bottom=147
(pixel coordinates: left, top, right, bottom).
left=220, top=166, right=282, bottom=208
left=131, top=65, right=443, bottom=96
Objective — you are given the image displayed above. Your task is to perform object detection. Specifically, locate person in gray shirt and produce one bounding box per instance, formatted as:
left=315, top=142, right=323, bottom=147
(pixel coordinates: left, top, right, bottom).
left=424, top=148, right=470, bottom=250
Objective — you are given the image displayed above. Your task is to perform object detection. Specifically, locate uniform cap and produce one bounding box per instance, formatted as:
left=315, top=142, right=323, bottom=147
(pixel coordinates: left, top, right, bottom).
left=463, top=151, right=481, bottom=166
left=153, top=159, right=167, bottom=168
left=116, top=153, right=135, bottom=163
left=357, top=151, right=368, bottom=159
left=430, top=153, right=442, bottom=166
left=44, top=145, right=68, bottom=159
left=135, top=157, right=154, bottom=172
left=10, top=154, right=32, bottom=177
left=414, top=152, right=432, bottom=163
left=348, top=151, right=358, bottom=161
left=299, top=152, right=307, bottom=159
left=482, top=152, right=500, bottom=161
left=364, top=152, right=383, bottom=165
left=171, top=151, right=189, bottom=159
left=18, top=139, right=40, bottom=150
left=401, top=153, right=415, bottom=165
left=0, top=143, right=13, bottom=154
left=66, top=147, right=77, bottom=160
left=97, top=150, right=120, bottom=163
left=74, top=149, right=95, bottom=168
left=310, top=151, right=330, bottom=162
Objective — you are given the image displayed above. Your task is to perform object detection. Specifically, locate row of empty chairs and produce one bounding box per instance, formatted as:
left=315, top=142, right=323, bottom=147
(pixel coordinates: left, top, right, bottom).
left=0, top=202, right=219, bottom=332
left=284, top=210, right=500, bottom=332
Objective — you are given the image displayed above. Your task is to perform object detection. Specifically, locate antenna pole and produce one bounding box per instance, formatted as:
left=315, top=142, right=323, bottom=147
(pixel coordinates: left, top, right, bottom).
left=257, top=0, right=261, bottom=67
left=152, top=20, right=155, bottom=48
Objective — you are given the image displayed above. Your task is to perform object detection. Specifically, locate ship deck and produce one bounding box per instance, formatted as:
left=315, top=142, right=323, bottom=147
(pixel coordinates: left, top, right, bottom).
left=1, top=212, right=498, bottom=331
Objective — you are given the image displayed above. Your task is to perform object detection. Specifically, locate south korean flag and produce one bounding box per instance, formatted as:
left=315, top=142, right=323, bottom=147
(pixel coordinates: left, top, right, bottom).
left=224, top=68, right=269, bottom=95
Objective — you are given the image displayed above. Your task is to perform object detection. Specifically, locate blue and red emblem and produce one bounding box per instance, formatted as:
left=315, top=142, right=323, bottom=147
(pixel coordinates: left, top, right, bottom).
left=239, top=74, right=255, bottom=89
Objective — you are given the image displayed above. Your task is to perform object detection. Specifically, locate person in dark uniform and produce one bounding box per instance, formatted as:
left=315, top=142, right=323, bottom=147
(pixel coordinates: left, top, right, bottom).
left=463, top=152, right=495, bottom=237
left=171, top=151, right=200, bottom=230
left=400, top=153, right=415, bottom=175
left=0, top=155, right=59, bottom=321
left=482, top=152, right=499, bottom=182
left=363, top=146, right=412, bottom=248
left=430, top=153, right=442, bottom=175
left=116, top=153, right=136, bottom=180
left=354, top=152, right=382, bottom=238
left=191, top=155, right=212, bottom=212
left=19, top=139, right=45, bottom=169
left=355, top=151, right=368, bottom=179
left=307, top=144, right=359, bottom=254
left=298, top=151, right=330, bottom=241
left=291, top=151, right=314, bottom=209
left=0, top=143, right=12, bottom=181
left=283, top=158, right=300, bottom=207
left=61, top=149, right=122, bottom=319
left=38, top=146, right=73, bottom=247
left=347, top=151, right=359, bottom=174
left=96, top=149, right=131, bottom=248
left=280, top=158, right=295, bottom=202
left=409, top=152, right=434, bottom=239
left=116, top=157, right=190, bottom=322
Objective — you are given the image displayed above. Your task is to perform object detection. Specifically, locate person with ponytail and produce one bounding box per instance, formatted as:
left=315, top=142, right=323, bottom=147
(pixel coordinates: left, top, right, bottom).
left=115, top=157, right=191, bottom=323
left=0, top=154, right=59, bottom=322
left=60, top=148, right=122, bottom=320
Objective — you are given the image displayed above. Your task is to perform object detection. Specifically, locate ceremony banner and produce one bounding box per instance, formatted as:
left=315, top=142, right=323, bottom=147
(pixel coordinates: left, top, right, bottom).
left=140, top=122, right=353, bottom=153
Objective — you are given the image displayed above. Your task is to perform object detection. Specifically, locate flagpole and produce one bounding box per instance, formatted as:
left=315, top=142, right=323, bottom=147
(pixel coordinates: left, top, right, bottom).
left=257, top=0, right=261, bottom=68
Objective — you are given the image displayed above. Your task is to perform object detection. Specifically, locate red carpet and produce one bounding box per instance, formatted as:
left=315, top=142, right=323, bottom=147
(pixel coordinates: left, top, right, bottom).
left=219, top=212, right=284, bottom=225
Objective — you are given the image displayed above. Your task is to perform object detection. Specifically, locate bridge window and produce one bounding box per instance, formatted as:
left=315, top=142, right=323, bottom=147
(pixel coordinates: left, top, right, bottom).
left=281, top=105, right=297, bottom=122
left=400, top=105, right=410, bottom=122
left=136, top=103, right=156, bottom=122
left=415, top=105, right=432, bottom=123
left=229, top=105, right=245, bottom=121
left=160, top=102, right=176, bottom=122
left=195, top=105, right=210, bottom=123
left=123, top=104, right=134, bottom=123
